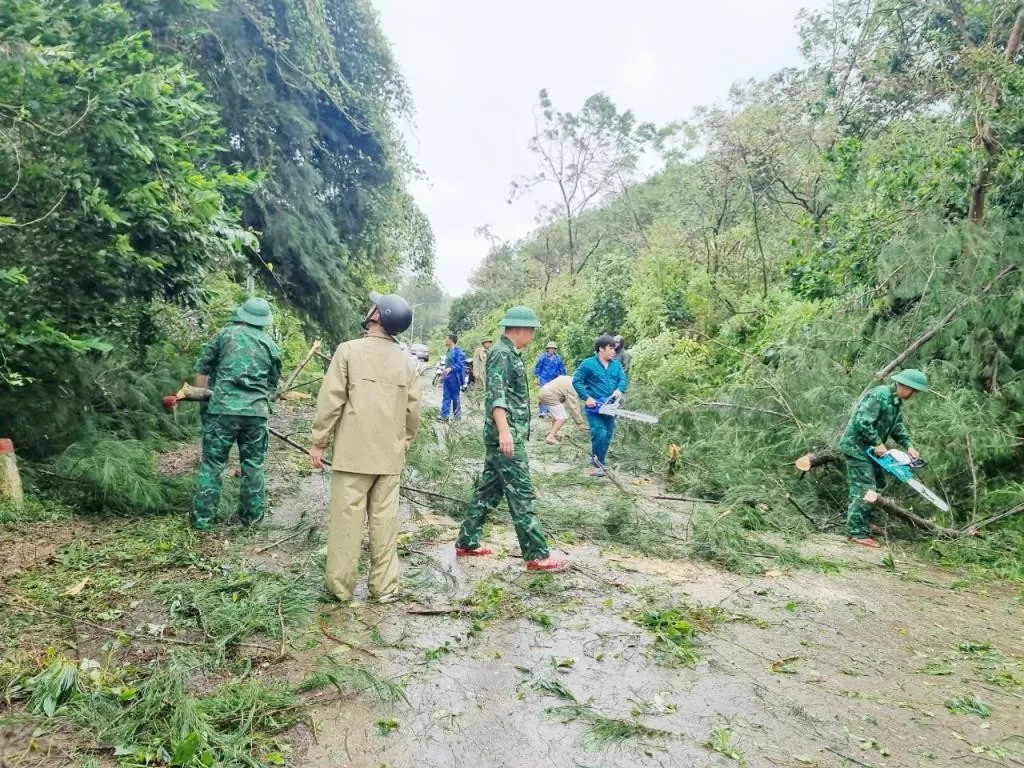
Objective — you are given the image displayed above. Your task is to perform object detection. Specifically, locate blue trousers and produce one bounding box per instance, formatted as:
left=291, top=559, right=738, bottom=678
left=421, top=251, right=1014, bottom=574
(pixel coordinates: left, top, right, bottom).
left=586, top=412, right=616, bottom=465
left=538, top=376, right=556, bottom=414
left=441, top=376, right=462, bottom=419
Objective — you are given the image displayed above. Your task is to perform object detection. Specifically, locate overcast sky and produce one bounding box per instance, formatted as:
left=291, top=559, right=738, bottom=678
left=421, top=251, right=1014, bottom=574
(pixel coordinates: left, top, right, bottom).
left=371, top=0, right=819, bottom=296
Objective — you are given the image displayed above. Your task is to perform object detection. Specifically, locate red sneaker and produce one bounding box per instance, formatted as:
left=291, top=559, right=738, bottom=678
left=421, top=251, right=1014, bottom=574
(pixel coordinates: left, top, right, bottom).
left=526, top=556, right=569, bottom=572
left=455, top=546, right=494, bottom=557
left=847, top=536, right=880, bottom=549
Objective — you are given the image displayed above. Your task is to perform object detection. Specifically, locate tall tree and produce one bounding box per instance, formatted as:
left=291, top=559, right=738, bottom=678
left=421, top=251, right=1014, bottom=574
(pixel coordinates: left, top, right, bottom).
left=510, top=90, right=657, bottom=281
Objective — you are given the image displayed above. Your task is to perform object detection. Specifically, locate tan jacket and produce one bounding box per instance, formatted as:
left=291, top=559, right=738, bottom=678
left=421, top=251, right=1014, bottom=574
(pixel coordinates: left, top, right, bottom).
left=472, top=345, right=488, bottom=384
left=537, top=375, right=587, bottom=427
left=311, top=331, right=422, bottom=475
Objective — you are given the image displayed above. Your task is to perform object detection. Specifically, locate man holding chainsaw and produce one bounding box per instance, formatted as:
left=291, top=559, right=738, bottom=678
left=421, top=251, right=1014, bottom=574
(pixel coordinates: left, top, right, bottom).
left=309, top=292, right=421, bottom=603
left=191, top=298, right=282, bottom=530
left=573, top=335, right=629, bottom=478
left=839, top=369, right=928, bottom=548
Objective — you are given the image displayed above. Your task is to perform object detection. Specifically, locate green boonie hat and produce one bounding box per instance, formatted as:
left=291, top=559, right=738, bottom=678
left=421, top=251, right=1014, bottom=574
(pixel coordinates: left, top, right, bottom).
left=498, top=306, right=541, bottom=328
left=545, top=341, right=558, bottom=349
left=892, top=368, right=929, bottom=392
left=482, top=337, right=493, bottom=343
left=231, top=298, right=273, bottom=327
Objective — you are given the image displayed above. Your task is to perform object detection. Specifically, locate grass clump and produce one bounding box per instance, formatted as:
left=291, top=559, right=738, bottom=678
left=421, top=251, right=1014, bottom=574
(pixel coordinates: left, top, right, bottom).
left=157, top=568, right=321, bottom=651
left=528, top=673, right=670, bottom=747
left=628, top=607, right=702, bottom=667
left=687, top=508, right=839, bottom=574
left=945, top=693, right=992, bottom=718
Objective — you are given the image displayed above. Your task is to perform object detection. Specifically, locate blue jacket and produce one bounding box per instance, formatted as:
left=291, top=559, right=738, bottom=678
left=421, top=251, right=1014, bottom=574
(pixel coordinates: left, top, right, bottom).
left=572, top=356, right=628, bottom=402
left=445, top=346, right=467, bottom=384
left=534, top=353, right=566, bottom=385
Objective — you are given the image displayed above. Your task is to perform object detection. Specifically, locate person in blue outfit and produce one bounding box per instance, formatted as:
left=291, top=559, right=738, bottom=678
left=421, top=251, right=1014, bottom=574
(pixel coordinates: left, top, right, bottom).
left=440, top=333, right=467, bottom=421
left=533, top=341, right=566, bottom=416
left=572, top=335, right=628, bottom=477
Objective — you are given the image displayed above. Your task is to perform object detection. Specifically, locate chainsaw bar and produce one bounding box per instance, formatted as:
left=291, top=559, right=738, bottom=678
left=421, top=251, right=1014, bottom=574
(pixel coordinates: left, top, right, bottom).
left=598, top=403, right=659, bottom=424
left=867, top=449, right=949, bottom=512
left=906, top=478, right=951, bottom=513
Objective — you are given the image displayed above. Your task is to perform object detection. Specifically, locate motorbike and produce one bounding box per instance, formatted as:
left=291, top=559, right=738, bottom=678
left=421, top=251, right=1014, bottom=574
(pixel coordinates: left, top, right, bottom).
left=431, top=361, right=445, bottom=387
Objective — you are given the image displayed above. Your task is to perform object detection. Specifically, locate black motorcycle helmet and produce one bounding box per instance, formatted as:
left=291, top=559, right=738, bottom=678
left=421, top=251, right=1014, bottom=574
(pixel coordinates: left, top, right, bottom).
left=365, top=291, right=413, bottom=336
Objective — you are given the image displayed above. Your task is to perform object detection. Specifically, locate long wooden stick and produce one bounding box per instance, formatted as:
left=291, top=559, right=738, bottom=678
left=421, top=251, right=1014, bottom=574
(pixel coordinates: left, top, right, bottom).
left=278, top=340, right=322, bottom=399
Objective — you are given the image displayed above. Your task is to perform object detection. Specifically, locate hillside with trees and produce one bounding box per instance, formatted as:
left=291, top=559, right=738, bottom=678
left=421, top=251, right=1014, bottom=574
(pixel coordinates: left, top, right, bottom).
left=0, top=0, right=431, bottom=466
left=453, top=0, right=1024, bottom=575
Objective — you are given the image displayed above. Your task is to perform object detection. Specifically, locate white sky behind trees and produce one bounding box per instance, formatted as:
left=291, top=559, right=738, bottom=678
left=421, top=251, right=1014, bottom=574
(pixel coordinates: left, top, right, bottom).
left=371, top=0, right=820, bottom=295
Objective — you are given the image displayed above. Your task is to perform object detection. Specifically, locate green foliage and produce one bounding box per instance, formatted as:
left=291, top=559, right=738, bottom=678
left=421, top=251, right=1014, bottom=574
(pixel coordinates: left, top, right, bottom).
left=127, top=0, right=434, bottom=338
left=450, top=1, right=1024, bottom=573
left=157, top=568, right=321, bottom=651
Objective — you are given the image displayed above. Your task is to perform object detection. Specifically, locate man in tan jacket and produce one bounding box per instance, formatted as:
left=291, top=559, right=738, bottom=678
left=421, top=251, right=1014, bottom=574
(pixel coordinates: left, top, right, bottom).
left=471, top=338, right=492, bottom=390
left=537, top=374, right=588, bottom=444
left=309, top=292, right=421, bottom=603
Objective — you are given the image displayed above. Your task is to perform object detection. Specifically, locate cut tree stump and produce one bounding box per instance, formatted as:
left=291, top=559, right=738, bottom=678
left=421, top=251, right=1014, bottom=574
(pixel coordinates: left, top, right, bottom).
left=795, top=451, right=841, bottom=472
left=863, top=490, right=957, bottom=538
left=0, top=439, right=23, bottom=506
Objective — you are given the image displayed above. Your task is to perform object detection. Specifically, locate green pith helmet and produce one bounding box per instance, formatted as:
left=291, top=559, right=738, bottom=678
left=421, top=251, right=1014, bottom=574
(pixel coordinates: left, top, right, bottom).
left=482, top=337, right=493, bottom=344
left=892, top=368, right=929, bottom=392
left=498, top=306, right=542, bottom=328
left=231, top=298, right=273, bottom=327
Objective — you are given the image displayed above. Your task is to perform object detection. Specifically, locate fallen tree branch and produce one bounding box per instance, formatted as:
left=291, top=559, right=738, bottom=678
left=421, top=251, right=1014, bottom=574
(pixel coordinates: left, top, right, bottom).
left=405, top=606, right=472, bottom=616
left=696, top=401, right=790, bottom=419
left=648, top=494, right=717, bottom=504
left=954, top=502, right=1024, bottom=540
left=7, top=593, right=274, bottom=653
left=254, top=525, right=316, bottom=554
left=785, top=493, right=822, bottom=530
left=870, top=264, right=1017, bottom=389
left=863, top=491, right=957, bottom=538
left=399, top=486, right=467, bottom=506
left=278, top=340, right=321, bottom=399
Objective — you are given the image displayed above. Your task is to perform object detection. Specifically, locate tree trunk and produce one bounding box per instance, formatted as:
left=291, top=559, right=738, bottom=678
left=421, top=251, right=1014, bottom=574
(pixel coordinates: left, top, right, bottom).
left=795, top=451, right=841, bottom=472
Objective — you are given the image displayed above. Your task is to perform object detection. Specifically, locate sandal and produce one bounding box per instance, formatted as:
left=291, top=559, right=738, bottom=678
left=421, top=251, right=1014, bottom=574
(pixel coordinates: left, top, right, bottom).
left=527, top=556, right=569, bottom=572
left=455, top=546, right=494, bottom=557
left=847, top=536, right=880, bottom=549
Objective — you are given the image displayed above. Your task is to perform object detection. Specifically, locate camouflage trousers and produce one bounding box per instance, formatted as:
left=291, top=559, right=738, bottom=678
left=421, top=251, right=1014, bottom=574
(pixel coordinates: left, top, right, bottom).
left=456, top=446, right=550, bottom=561
left=192, top=414, right=268, bottom=530
left=845, top=455, right=886, bottom=538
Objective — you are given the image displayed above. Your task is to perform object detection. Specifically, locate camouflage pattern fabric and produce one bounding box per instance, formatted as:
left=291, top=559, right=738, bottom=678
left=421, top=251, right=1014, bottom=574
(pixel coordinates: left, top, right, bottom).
left=845, top=456, right=887, bottom=538
left=456, top=445, right=550, bottom=562
left=839, top=384, right=913, bottom=457
left=192, top=414, right=268, bottom=530
left=195, top=323, right=282, bottom=418
left=482, top=335, right=531, bottom=446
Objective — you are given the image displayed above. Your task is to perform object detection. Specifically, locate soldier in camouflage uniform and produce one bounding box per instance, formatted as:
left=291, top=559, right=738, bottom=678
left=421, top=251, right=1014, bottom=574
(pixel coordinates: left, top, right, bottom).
left=454, top=306, right=568, bottom=572
left=191, top=298, right=282, bottom=530
left=839, top=369, right=928, bottom=548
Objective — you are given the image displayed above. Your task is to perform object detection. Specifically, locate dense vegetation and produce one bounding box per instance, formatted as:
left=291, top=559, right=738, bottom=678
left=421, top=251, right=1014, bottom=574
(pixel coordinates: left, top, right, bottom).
left=453, top=0, right=1024, bottom=575
left=0, top=0, right=431, bottom=465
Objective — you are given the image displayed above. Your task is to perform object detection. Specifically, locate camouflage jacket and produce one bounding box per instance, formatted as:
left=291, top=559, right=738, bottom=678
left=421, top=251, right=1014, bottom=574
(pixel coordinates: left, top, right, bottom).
left=839, top=384, right=913, bottom=458
left=483, top=335, right=531, bottom=447
left=195, top=323, right=282, bottom=418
